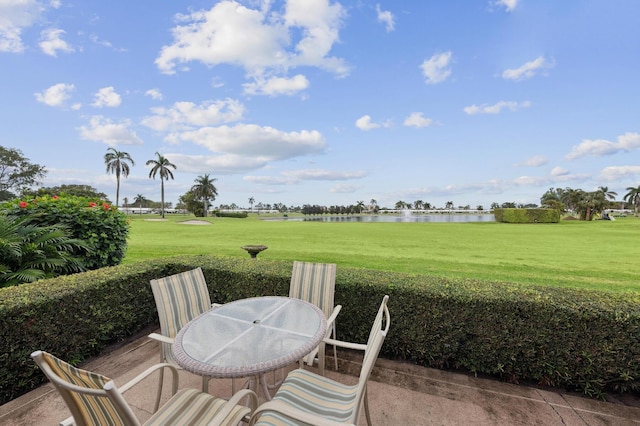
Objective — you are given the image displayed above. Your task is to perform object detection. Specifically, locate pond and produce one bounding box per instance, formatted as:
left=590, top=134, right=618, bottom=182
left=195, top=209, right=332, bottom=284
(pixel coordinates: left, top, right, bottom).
left=271, top=214, right=495, bottom=223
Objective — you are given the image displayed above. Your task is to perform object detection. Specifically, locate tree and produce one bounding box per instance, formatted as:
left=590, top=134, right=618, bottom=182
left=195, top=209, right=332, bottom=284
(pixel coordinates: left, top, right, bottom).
left=26, top=184, right=108, bottom=200
left=355, top=200, right=365, bottom=213
left=191, top=174, right=218, bottom=217
left=104, top=148, right=135, bottom=208
left=598, top=186, right=617, bottom=201
left=146, top=152, right=176, bottom=219
left=623, top=185, right=640, bottom=216
left=445, top=201, right=454, bottom=210
left=134, top=193, right=147, bottom=214
left=0, top=146, right=46, bottom=200
left=248, top=197, right=255, bottom=213
left=178, top=190, right=203, bottom=217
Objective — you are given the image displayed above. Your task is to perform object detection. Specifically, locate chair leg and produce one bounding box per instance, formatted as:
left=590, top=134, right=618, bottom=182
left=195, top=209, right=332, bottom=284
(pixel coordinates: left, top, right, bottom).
left=331, top=323, right=338, bottom=371
left=201, top=376, right=209, bottom=393
left=364, top=386, right=372, bottom=426
left=154, top=367, right=164, bottom=412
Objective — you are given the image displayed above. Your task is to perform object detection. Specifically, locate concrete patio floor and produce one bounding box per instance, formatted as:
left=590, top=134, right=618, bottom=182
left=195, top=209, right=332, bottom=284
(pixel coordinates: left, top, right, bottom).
left=2, top=328, right=639, bottom=425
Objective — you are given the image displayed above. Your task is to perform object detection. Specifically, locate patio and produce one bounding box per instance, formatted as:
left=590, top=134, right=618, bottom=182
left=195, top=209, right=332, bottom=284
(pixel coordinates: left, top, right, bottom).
left=1, top=326, right=639, bottom=425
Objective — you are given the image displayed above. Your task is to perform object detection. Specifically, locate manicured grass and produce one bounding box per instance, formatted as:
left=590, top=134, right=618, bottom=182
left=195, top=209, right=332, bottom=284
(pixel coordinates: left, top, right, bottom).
left=124, top=214, right=640, bottom=293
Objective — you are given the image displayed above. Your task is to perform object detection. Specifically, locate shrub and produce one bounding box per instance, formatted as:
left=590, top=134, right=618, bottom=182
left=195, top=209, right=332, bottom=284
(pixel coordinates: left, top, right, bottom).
left=0, top=195, right=129, bottom=270
left=214, top=210, right=248, bottom=218
left=1, top=255, right=639, bottom=404
left=493, top=208, right=560, bottom=223
left=0, top=214, right=88, bottom=286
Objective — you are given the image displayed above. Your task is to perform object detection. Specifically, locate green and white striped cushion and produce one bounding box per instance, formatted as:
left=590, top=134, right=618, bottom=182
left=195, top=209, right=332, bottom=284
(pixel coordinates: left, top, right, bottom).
left=151, top=268, right=212, bottom=362
left=289, top=262, right=336, bottom=319
left=254, top=369, right=358, bottom=426
left=145, top=388, right=249, bottom=426
left=42, top=352, right=126, bottom=426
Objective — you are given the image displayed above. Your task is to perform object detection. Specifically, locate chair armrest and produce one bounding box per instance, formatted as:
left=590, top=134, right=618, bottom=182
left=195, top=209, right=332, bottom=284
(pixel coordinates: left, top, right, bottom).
left=118, top=363, right=179, bottom=395
left=212, top=389, right=258, bottom=425
left=249, top=400, right=355, bottom=426
left=148, top=332, right=174, bottom=345
left=211, top=302, right=223, bottom=308
left=326, top=305, right=342, bottom=331
left=323, top=337, right=367, bottom=352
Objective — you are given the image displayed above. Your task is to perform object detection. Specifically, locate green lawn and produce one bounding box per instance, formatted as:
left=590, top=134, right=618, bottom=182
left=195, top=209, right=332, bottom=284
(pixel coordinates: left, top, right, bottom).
left=124, top=214, right=640, bottom=293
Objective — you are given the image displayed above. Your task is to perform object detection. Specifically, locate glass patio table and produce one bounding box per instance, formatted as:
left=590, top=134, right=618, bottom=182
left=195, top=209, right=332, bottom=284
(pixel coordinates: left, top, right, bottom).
left=172, top=296, right=327, bottom=399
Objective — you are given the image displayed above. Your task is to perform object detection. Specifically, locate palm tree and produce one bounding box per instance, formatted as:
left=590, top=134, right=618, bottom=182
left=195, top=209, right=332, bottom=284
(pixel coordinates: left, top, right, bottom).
left=133, top=194, right=146, bottom=214
left=146, top=152, right=176, bottom=219
left=413, top=200, right=424, bottom=210
left=104, top=148, right=135, bottom=208
left=248, top=197, right=255, bottom=213
left=623, top=185, right=640, bottom=216
left=191, top=174, right=218, bottom=217
left=355, top=200, right=365, bottom=213
left=598, top=186, right=617, bottom=201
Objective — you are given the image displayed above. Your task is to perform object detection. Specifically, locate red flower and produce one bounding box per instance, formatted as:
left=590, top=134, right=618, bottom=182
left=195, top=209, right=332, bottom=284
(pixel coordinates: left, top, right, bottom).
left=19, top=201, right=28, bottom=208
left=89, top=202, right=97, bottom=207
left=102, top=203, right=110, bottom=210
left=52, top=195, right=59, bottom=200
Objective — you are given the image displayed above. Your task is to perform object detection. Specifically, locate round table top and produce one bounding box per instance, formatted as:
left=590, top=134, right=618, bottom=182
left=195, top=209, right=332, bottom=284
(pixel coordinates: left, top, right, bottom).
left=172, top=296, right=327, bottom=378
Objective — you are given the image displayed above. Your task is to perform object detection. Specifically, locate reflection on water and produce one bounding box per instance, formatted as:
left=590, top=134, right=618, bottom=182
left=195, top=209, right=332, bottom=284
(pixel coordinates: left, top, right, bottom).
left=288, top=214, right=495, bottom=223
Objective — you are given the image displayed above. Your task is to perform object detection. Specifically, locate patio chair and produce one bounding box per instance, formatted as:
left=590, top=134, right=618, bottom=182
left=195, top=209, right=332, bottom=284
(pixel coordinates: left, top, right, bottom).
left=31, top=350, right=258, bottom=426
left=289, top=261, right=342, bottom=373
left=249, top=295, right=390, bottom=426
left=149, top=267, right=220, bottom=410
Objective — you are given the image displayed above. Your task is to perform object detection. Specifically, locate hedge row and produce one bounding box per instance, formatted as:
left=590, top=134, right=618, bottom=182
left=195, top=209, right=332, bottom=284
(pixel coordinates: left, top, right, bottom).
left=493, top=208, right=560, bottom=223
left=1, top=255, right=639, bottom=404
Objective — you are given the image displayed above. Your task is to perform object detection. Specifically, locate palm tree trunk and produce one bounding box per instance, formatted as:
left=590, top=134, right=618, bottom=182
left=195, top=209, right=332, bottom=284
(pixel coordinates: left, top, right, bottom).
left=161, top=179, right=165, bottom=219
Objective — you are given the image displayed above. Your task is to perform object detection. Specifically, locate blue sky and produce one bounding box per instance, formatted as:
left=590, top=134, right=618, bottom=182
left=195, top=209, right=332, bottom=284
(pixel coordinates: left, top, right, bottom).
left=3, top=0, right=640, bottom=209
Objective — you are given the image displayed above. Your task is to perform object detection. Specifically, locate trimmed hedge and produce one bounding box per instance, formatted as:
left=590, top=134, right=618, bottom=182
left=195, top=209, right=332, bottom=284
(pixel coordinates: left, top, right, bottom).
left=493, top=208, right=560, bottom=223
left=1, top=255, right=639, bottom=404
left=213, top=211, right=248, bottom=218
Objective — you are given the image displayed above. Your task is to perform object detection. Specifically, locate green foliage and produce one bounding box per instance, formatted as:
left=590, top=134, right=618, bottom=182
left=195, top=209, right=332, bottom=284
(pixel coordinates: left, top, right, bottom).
left=0, top=214, right=88, bottom=286
left=214, top=210, right=248, bottom=218
left=25, top=184, right=109, bottom=201
left=2, top=255, right=639, bottom=404
left=493, top=208, right=560, bottom=223
left=0, top=146, right=47, bottom=200
left=0, top=195, right=129, bottom=270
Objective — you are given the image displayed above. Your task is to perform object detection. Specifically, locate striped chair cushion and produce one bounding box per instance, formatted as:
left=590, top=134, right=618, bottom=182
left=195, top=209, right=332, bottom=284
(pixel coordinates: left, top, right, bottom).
left=151, top=268, right=212, bottom=362
left=289, top=262, right=336, bottom=319
left=146, top=388, right=249, bottom=426
left=253, top=369, right=358, bottom=426
left=41, top=352, right=126, bottom=426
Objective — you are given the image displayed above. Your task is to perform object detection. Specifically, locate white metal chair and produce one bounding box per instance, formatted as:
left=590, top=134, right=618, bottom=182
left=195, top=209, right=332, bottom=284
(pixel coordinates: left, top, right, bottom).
left=148, top=267, right=220, bottom=409
left=31, top=350, right=257, bottom=426
left=289, top=261, right=342, bottom=373
left=249, top=295, right=390, bottom=426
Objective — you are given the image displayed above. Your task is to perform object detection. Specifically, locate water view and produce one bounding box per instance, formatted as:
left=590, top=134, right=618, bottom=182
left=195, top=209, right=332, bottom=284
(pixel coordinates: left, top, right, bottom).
left=282, top=214, right=495, bottom=223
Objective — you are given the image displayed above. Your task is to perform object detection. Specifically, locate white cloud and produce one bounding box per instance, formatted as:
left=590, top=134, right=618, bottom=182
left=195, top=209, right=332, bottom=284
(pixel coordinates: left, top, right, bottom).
left=39, top=28, right=74, bottom=56
left=492, top=0, right=518, bottom=12
left=403, top=112, right=433, bottom=128
left=155, top=0, right=349, bottom=83
left=420, top=51, right=452, bottom=84
left=176, top=123, right=326, bottom=161
left=517, top=155, right=548, bottom=167
left=502, top=56, right=554, bottom=81
left=145, top=88, right=163, bottom=100
left=565, top=132, right=640, bottom=160
left=77, top=116, right=143, bottom=146
left=0, top=0, right=44, bottom=53
left=599, top=165, right=640, bottom=181
left=283, top=169, right=367, bottom=181
left=355, top=115, right=379, bottom=131
left=34, top=83, right=75, bottom=107
left=243, top=74, right=309, bottom=96
left=551, top=166, right=569, bottom=177
left=376, top=4, right=395, bottom=32
left=464, top=100, right=531, bottom=115
left=243, top=175, right=295, bottom=185
left=330, top=183, right=360, bottom=193
left=164, top=153, right=268, bottom=174
left=141, top=99, right=244, bottom=132
left=92, top=87, right=121, bottom=108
